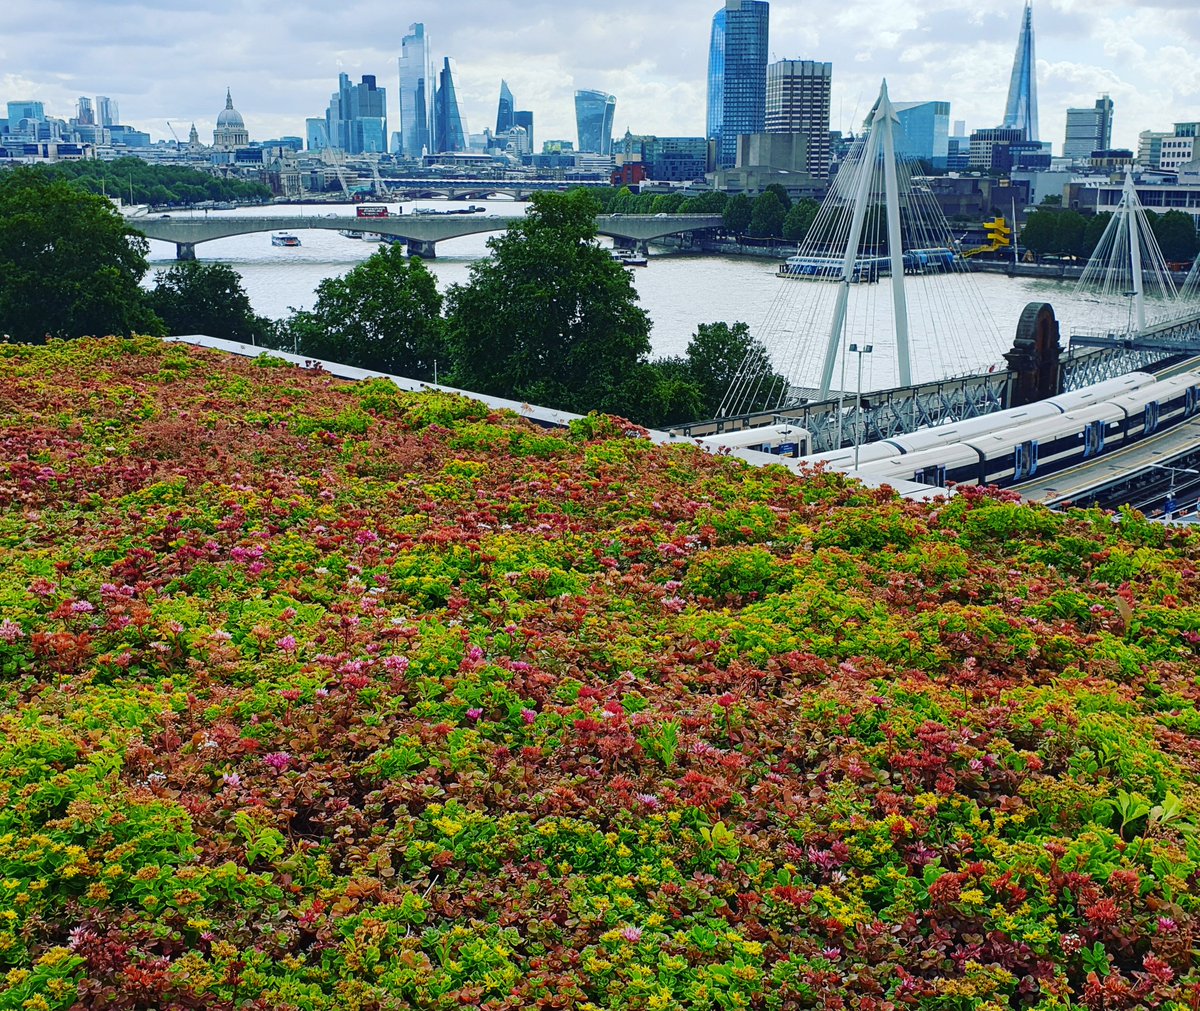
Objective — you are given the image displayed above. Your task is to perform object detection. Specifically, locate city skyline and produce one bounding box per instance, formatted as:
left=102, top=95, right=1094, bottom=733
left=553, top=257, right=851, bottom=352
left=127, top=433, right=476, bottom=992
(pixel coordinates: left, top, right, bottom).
left=1, top=1, right=1197, bottom=154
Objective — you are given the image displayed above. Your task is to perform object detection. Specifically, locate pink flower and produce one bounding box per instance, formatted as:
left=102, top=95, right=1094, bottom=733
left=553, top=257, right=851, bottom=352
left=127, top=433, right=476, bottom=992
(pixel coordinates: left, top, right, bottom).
left=823, top=947, right=841, bottom=960
left=1158, top=917, right=1178, bottom=933
left=354, top=529, right=379, bottom=545
left=70, top=600, right=95, bottom=613
left=67, top=926, right=97, bottom=951
left=0, top=619, right=24, bottom=643
left=275, top=635, right=297, bottom=653
left=222, top=772, right=241, bottom=787
left=262, top=752, right=292, bottom=772
left=467, top=708, right=483, bottom=721
left=636, top=793, right=660, bottom=810
left=521, top=709, right=537, bottom=725
left=621, top=927, right=642, bottom=943
left=382, top=655, right=409, bottom=672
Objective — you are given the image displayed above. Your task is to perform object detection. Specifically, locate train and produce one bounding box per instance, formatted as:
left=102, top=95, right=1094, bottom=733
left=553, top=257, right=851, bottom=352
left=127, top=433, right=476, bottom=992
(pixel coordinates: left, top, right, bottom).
left=839, top=371, right=1200, bottom=490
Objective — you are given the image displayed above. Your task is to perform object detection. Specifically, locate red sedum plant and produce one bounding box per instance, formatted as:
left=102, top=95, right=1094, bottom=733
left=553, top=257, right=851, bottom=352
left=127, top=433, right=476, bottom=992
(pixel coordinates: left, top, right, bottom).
left=2, top=336, right=1200, bottom=1010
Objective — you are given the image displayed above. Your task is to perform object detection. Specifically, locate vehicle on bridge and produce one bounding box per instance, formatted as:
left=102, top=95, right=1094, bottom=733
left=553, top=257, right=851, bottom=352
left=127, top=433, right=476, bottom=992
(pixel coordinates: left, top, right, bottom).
left=356, top=204, right=389, bottom=218
left=271, top=232, right=301, bottom=247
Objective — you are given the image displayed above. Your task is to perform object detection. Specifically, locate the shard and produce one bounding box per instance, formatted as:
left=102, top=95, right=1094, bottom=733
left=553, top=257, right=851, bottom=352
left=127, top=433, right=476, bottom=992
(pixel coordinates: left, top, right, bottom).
left=1002, top=2, right=1038, bottom=142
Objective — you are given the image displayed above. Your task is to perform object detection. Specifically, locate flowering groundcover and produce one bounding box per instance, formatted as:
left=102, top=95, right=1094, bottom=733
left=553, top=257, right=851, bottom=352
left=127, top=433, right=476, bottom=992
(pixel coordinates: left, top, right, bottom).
left=2, top=336, right=1200, bottom=1010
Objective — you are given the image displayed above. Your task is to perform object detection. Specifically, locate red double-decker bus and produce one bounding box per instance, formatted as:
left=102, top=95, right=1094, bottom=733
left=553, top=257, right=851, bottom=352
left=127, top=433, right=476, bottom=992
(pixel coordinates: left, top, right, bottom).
left=356, top=205, right=389, bottom=218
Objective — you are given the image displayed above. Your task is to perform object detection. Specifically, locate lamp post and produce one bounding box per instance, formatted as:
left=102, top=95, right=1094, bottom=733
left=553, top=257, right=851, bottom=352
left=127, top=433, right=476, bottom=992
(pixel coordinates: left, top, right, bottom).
left=1123, top=289, right=1137, bottom=334
left=1148, top=463, right=1200, bottom=520
left=850, top=342, right=873, bottom=469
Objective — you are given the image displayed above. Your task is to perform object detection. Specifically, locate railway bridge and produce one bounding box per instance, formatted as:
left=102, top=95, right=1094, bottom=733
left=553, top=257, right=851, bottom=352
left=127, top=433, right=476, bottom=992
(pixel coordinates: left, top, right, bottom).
left=128, top=213, right=724, bottom=260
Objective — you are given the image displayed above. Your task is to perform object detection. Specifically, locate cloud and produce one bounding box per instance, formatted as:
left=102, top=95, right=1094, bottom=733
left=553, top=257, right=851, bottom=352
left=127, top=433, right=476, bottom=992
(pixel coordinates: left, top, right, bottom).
left=0, top=0, right=1193, bottom=152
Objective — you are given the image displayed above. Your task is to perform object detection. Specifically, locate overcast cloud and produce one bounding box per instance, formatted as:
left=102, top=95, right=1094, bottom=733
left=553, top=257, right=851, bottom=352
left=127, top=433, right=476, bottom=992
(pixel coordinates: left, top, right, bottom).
left=1, top=0, right=1197, bottom=154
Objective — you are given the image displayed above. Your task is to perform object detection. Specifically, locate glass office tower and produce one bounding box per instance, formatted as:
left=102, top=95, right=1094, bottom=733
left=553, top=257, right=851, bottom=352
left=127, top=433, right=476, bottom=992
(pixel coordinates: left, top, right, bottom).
left=575, top=90, right=617, bottom=154
left=496, top=80, right=515, bottom=135
left=398, top=23, right=434, bottom=158
left=434, top=58, right=467, bottom=153
left=707, top=8, right=726, bottom=146
left=1002, top=2, right=1038, bottom=142
left=715, top=0, right=769, bottom=168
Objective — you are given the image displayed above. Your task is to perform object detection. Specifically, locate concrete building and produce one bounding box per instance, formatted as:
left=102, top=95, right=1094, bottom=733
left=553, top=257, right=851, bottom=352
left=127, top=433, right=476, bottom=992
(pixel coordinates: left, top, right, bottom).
left=765, top=59, right=832, bottom=178
left=1139, top=130, right=1171, bottom=170
left=713, top=132, right=821, bottom=198
left=969, top=127, right=1025, bottom=171
left=1063, top=95, right=1113, bottom=160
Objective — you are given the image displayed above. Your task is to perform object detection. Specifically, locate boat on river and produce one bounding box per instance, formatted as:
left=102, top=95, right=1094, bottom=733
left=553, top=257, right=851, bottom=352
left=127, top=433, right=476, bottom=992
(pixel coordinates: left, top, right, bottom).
left=271, top=232, right=301, bottom=247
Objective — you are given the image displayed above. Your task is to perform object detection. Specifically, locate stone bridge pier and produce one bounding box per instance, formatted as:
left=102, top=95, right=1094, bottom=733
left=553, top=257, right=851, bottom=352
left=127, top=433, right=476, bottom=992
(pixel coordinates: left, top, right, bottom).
left=176, top=243, right=197, bottom=261
left=406, top=238, right=438, bottom=259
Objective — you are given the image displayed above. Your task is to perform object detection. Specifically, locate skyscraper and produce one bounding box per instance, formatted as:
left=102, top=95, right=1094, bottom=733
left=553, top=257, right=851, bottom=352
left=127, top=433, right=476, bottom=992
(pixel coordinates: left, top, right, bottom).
left=893, top=101, right=951, bottom=169
left=713, top=0, right=769, bottom=168
left=434, top=58, right=467, bottom=153
left=765, top=59, right=832, bottom=177
left=514, top=110, right=535, bottom=150
left=1002, top=2, right=1038, bottom=142
left=496, top=80, right=515, bottom=135
left=1063, top=95, right=1113, bottom=160
left=706, top=7, right=726, bottom=144
left=76, top=97, right=95, bottom=126
left=398, top=23, right=434, bottom=158
left=575, top=90, right=616, bottom=154
left=96, top=96, right=118, bottom=128
left=323, top=74, right=387, bottom=154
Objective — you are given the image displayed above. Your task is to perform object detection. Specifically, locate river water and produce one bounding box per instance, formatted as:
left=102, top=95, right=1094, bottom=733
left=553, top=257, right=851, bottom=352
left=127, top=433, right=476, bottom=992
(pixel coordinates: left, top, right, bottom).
left=141, top=199, right=1145, bottom=392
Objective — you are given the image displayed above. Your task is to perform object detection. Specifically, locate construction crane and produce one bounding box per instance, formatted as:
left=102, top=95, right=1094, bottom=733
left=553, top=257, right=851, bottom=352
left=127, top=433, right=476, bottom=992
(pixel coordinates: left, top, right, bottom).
left=316, top=123, right=352, bottom=199
left=166, top=120, right=182, bottom=150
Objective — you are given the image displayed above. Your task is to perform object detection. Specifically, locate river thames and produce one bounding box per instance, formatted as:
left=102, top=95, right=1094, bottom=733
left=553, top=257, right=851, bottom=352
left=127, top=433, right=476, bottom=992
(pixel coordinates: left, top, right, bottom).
left=141, top=199, right=1133, bottom=392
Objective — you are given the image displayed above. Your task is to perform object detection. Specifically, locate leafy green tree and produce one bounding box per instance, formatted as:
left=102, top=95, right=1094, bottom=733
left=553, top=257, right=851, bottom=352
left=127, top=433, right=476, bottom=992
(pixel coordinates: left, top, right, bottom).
left=146, top=261, right=273, bottom=344
left=1057, top=210, right=1089, bottom=259
left=1020, top=210, right=1059, bottom=257
left=0, top=166, right=164, bottom=341
left=1021, top=208, right=1088, bottom=258
left=749, top=191, right=787, bottom=238
left=764, top=183, right=793, bottom=213
left=783, top=198, right=820, bottom=243
left=679, top=191, right=729, bottom=215
left=685, top=321, right=788, bottom=417
left=1149, top=210, right=1199, bottom=262
left=1082, top=212, right=1112, bottom=260
left=723, top=194, right=753, bottom=235
left=622, top=359, right=704, bottom=428
left=445, top=190, right=652, bottom=415
left=283, top=244, right=446, bottom=380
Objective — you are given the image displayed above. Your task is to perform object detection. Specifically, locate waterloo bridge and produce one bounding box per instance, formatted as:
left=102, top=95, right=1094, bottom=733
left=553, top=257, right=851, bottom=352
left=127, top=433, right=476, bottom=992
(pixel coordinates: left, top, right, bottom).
left=128, top=212, right=724, bottom=260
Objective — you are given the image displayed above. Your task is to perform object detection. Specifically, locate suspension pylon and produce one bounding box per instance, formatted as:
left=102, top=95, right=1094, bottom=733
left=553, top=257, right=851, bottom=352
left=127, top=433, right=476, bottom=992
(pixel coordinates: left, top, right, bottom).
left=817, top=80, right=913, bottom=399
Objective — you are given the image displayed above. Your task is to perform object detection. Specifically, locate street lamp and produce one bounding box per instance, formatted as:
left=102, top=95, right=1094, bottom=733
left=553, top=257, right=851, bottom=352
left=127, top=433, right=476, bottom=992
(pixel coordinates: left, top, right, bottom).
left=1123, top=289, right=1137, bottom=334
left=850, top=343, right=873, bottom=469
left=1148, top=463, right=1200, bottom=520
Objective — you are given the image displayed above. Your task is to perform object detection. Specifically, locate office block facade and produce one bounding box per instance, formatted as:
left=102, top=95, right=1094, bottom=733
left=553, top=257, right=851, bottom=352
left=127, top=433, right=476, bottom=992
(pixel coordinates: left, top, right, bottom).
left=1063, top=95, right=1113, bottom=160
left=434, top=58, right=467, bottom=153
left=893, top=100, right=951, bottom=169
left=765, top=59, right=831, bottom=177
left=398, top=23, right=434, bottom=158
left=714, top=0, right=769, bottom=168
left=575, top=89, right=616, bottom=155
left=706, top=7, right=726, bottom=145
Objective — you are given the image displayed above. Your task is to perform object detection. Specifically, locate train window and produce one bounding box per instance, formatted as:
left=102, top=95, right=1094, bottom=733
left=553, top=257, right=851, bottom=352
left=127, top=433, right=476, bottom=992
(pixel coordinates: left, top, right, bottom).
left=1014, top=444, right=1026, bottom=480
left=1144, top=402, right=1160, bottom=436
left=914, top=465, right=946, bottom=486
left=1187, top=387, right=1200, bottom=418
left=1026, top=440, right=1039, bottom=477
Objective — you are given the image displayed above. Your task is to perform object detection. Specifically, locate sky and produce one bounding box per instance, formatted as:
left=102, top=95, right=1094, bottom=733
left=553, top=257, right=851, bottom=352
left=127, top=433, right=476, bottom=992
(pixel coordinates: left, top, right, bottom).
left=1, top=0, right=1197, bottom=155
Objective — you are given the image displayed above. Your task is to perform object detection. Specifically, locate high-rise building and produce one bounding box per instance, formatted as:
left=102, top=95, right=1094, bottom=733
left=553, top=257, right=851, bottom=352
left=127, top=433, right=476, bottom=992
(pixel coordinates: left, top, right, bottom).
left=213, top=89, right=249, bottom=148
left=6, top=101, right=45, bottom=125
left=893, top=101, right=951, bottom=169
left=712, top=0, right=769, bottom=168
left=322, top=74, right=387, bottom=154
left=765, top=59, right=831, bottom=177
left=96, top=96, right=118, bottom=128
left=1002, top=2, right=1038, bottom=142
left=1138, top=130, right=1171, bottom=169
left=1063, top=95, right=1113, bottom=160
left=574, top=89, right=616, bottom=154
left=706, top=7, right=726, bottom=145
left=514, top=110, right=534, bottom=150
left=398, top=23, right=434, bottom=158
left=496, top=80, right=514, bottom=135
left=434, top=58, right=467, bottom=153
left=75, top=97, right=94, bottom=126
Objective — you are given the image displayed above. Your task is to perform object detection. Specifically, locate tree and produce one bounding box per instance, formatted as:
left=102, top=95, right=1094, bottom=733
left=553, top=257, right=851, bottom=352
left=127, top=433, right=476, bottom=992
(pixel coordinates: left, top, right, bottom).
left=1082, top=212, right=1112, bottom=260
left=1020, top=210, right=1059, bottom=257
left=783, top=198, right=821, bottom=243
left=146, top=261, right=273, bottom=345
left=444, top=190, right=652, bottom=416
left=749, top=191, right=787, bottom=238
left=283, top=244, right=446, bottom=380
left=723, top=194, right=753, bottom=235
left=1150, top=210, right=1199, bottom=263
left=685, top=321, right=788, bottom=417
left=763, top=183, right=793, bottom=213
left=0, top=166, right=163, bottom=341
